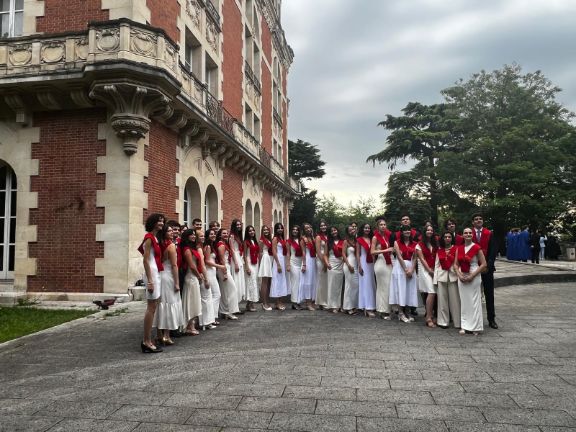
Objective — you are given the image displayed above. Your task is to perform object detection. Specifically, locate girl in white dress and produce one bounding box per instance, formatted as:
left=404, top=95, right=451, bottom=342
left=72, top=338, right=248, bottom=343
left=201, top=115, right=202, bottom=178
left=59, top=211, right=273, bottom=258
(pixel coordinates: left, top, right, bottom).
left=298, top=223, right=317, bottom=310
left=216, top=228, right=240, bottom=320
left=371, top=218, right=394, bottom=320
left=229, top=219, right=246, bottom=310
left=243, top=225, right=260, bottom=312
left=416, top=225, right=438, bottom=328
left=315, top=221, right=329, bottom=310
left=258, top=225, right=273, bottom=311
left=390, top=226, right=419, bottom=323
left=287, top=225, right=304, bottom=309
left=195, top=229, right=216, bottom=330
left=138, top=213, right=165, bottom=353
left=326, top=226, right=344, bottom=312
left=156, top=225, right=185, bottom=345
left=203, top=228, right=223, bottom=327
left=181, top=229, right=204, bottom=335
left=357, top=223, right=376, bottom=317
left=342, top=224, right=359, bottom=314
left=270, top=222, right=289, bottom=310
left=454, top=227, right=487, bottom=335
left=434, top=231, right=460, bottom=329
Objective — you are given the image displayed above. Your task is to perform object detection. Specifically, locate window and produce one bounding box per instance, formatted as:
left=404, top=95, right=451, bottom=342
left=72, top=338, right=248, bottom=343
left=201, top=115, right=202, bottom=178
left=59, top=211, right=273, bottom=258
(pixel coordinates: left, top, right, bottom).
left=205, top=53, right=219, bottom=96
left=253, top=114, right=260, bottom=142
left=0, top=162, right=16, bottom=279
left=205, top=185, right=218, bottom=229
left=183, top=177, right=201, bottom=228
left=244, top=103, right=253, bottom=135
left=184, top=28, right=202, bottom=78
left=0, top=0, right=23, bottom=38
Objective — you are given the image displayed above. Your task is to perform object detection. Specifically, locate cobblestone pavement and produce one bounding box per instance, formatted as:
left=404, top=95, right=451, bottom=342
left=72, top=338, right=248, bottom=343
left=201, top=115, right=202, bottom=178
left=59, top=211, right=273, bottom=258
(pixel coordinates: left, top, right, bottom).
left=1, top=282, right=576, bottom=432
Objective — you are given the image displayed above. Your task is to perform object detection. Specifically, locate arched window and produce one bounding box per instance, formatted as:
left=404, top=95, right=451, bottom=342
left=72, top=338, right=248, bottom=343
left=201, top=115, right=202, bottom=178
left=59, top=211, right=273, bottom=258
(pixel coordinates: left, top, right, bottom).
left=183, top=177, right=201, bottom=227
left=253, top=202, right=261, bottom=235
left=245, top=199, right=253, bottom=227
left=205, top=184, right=218, bottom=229
left=273, top=209, right=278, bottom=225
left=0, top=162, right=16, bottom=279
left=279, top=211, right=283, bottom=227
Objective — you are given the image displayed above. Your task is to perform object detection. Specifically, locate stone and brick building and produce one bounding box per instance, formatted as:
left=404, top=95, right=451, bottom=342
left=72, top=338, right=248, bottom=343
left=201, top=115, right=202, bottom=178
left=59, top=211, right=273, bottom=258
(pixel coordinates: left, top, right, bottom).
left=0, top=0, right=296, bottom=303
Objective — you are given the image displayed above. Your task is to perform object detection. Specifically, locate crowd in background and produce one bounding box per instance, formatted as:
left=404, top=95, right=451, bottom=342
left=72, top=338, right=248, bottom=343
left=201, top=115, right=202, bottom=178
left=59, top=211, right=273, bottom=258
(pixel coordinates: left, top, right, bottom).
left=138, top=212, right=498, bottom=354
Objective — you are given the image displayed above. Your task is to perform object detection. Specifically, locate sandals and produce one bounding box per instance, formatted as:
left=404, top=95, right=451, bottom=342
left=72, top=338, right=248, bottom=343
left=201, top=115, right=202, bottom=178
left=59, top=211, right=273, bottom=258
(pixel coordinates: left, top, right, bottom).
left=262, top=304, right=273, bottom=311
left=185, top=328, right=200, bottom=336
left=426, top=319, right=437, bottom=328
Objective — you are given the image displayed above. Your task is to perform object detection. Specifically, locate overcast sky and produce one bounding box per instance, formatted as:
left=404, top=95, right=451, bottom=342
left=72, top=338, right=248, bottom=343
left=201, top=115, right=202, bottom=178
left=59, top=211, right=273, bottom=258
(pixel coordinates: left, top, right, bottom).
left=281, top=0, right=576, bottom=205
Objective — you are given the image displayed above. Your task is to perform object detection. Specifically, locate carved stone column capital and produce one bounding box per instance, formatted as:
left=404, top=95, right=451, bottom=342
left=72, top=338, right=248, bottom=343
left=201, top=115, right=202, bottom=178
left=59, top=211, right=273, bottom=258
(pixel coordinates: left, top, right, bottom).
left=89, top=82, right=172, bottom=155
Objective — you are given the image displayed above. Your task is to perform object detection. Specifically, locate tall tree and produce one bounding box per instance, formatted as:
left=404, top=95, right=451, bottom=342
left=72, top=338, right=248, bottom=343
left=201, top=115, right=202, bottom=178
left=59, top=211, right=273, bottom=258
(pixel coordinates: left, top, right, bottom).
left=381, top=171, right=432, bottom=230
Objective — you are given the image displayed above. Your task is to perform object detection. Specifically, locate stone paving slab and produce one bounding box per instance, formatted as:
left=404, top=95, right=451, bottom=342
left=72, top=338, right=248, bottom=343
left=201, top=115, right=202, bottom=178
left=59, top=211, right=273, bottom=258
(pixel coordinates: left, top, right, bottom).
left=1, top=281, right=576, bottom=431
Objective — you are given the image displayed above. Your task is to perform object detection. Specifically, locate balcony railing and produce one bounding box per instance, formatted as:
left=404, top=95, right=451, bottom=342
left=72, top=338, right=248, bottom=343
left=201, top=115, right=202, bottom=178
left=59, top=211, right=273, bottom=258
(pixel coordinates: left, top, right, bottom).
left=273, top=107, right=283, bottom=126
left=244, top=60, right=261, bottom=94
left=205, top=88, right=235, bottom=135
left=205, top=0, right=221, bottom=29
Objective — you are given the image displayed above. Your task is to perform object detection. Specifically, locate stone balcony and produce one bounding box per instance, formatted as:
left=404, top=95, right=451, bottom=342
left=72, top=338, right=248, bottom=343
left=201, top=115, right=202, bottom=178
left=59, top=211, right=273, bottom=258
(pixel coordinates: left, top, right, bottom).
left=0, top=18, right=297, bottom=198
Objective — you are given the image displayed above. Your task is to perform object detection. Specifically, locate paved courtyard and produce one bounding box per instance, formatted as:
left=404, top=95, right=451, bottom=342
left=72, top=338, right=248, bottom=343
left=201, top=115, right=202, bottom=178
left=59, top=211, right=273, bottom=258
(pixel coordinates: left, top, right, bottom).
left=1, top=281, right=576, bottom=431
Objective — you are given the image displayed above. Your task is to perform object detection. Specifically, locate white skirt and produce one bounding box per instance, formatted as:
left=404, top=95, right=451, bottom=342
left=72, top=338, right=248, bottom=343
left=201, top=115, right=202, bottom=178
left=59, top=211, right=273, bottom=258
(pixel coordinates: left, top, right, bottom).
left=182, top=271, right=202, bottom=323
left=258, top=253, right=273, bottom=278
left=289, top=255, right=302, bottom=303
left=418, top=267, right=436, bottom=294
left=342, top=255, right=359, bottom=310
left=218, top=264, right=239, bottom=315
left=326, top=254, right=344, bottom=309
left=298, top=250, right=317, bottom=302
left=315, top=257, right=329, bottom=306
left=270, top=256, right=289, bottom=298
left=374, top=255, right=392, bottom=313
left=245, top=261, right=259, bottom=302
left=155, top=267, right=185, bottom=330
left=232, top=250, right=246, bottom=301
left=389, top=259, right=419, bottom=307
left=358, top=251, right=375, bottom=310
left=459, top=271, right=483, bottom=332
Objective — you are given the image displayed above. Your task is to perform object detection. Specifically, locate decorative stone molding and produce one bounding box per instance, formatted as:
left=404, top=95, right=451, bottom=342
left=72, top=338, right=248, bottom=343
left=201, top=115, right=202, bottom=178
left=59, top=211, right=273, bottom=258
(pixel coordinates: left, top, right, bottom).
left=89, top=83, right=172, bottom=155
left=186, top=0, right=203, bottom=29
left=4, top=94, right=30, bottom=125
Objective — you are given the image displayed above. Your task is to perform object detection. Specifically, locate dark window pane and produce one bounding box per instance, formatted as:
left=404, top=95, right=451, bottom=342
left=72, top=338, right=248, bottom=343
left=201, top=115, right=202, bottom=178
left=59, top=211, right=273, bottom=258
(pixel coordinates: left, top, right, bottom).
left=0, top=245, right=3, bottom=271
left=0, top=1, right=10, bottom=12
left=0, top=167, right=6, bottom=189
left=0, top=13, right=8, bottom=38
left=10, top=191, right=16, bottom=216
left=0, top=218, right=4, bottom=243
left=8, top=244, right=14, bottom=271
left=15, top=0, right=24, bottom=10
left=14, top=11, right=22, bottom=37
left=0, top=192, right=5, bottom=214
left=11, top=169, right=16, bottom=188
left=9, top=218, right=15, bottom=242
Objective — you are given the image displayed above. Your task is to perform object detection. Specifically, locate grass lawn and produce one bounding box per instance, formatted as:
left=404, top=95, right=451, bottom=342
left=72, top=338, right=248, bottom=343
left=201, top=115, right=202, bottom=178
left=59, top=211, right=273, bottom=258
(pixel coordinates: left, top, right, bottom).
left=0, top=307, right=94, bottom=343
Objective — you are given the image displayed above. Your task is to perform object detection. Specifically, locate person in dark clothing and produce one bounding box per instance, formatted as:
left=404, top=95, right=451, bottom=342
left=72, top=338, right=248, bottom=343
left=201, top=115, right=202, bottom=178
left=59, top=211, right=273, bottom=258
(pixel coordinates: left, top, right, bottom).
left=530, top=230, right=541, bottom=264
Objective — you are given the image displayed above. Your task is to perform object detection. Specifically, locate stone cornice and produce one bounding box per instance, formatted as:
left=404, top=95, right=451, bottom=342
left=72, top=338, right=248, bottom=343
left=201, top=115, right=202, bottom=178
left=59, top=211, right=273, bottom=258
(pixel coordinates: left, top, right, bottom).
left=255, top=0, right=294, bottom=69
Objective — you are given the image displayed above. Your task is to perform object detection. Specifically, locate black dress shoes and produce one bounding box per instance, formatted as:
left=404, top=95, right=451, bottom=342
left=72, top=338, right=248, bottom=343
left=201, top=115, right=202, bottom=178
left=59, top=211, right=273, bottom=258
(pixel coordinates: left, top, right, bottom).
left=489, top=320, right=499, bottom=329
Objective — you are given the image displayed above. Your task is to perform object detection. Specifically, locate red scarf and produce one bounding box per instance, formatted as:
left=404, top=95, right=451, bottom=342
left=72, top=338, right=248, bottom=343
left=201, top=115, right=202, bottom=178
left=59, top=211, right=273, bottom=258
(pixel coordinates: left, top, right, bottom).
left=289, top=239, right=302, bottom=257
left=245, top=239, right=260, bottom=265
left=230, top=234, right=244, bottom=254
left=304, top=239, right=316, bottom=257
left=191, top=248, right=203, bottom=273
left=332, top=240, right=343, bottom=258
left=216, top=240, right=231, bottom=264
left=374, top=231, right=392, bottom=265
left=438, top=246, right=456, bottom=270
left=457, top=243, right=481, bottom=273
left=454, top=233, right=464, bottom=246
left=356, top=237, right=373, bottom=263
left=418, top=241, right=438, bottom=268
left=276, top=236, right=287, bottom=256
left=138, top=233, right=164, bottom=271
left=260, top=236, right=273, bottom=256
left=398, top=241, right=416, bottom=261
left=472, top=227, right=491, bottom=257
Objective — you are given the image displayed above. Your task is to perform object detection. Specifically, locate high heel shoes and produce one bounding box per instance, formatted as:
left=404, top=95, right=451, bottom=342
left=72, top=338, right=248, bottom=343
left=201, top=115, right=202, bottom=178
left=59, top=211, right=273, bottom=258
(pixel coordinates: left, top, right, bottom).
left=141, top=342, right=163, bottom=353
left=224, top=314, right=238, bottom=320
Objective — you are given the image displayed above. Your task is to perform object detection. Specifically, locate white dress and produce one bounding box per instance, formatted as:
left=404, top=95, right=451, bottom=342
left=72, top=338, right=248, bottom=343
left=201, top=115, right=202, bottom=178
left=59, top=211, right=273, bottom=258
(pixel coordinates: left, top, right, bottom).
left=182, top=268, right=202, bottom=324
left=342, top=245, right=359, bottom=310
left=270, top=241, right=289, bottom=298
left=459, top=245, right=484, bottom=332
left=326, top=247, right=344, bottom=310
left=298, top=243, right=317, bottom=302
left=315, top=237, right=328, bottom=307
left=205, top=251, right=222, bottom=321
left=156, top=257, right=185, bottom=330
left=416, top=244, right=436, bottom=294
left=358, top=243, right=376, bottom=310
left=258, top=242, right=273, bottom=278
left=374, top=253, right=392, bottom=314
left=389, top=247, right=419, bottom=307
left=143, top=244, right=161, bottom=301
left=288, top=242, right=303, bottom=304
left=245, top=249, right=260, bottom=302
left=218, top=248, right=240, bottom=315
left=230, top=237, right=246, bottom=302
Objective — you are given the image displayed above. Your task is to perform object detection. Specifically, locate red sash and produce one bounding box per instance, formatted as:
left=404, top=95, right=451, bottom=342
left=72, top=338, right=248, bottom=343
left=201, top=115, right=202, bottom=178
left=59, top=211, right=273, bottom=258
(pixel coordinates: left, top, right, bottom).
left=438, top=246, right=456, bottom=270
left=305, top=239, right=316, bottom=257
left=276, top=237, right=288, bottom=256
left=215, top=240, right=231, bottom=264
left=457, top=243, right=481, bottom=273
left=418, top=241, right=437, bottom=268
left=332, top=240, right=343, bottom=258
left=138, top=233, right=164, bottom=271
left=374, top=231, right=392, bottom=265
left=260, top=236, right=273, bottom=256
left=231, top=234, right=244, bottom=255
left=191, top=248, right=203, bottom=273
left=454, top=234, right=464, bottom=246
left=245, top=240, right=260, bottom=265
left=472, top=228, right=491, bottom=257
left=318, top=233, right=328, bottom=242
left=395, top=228, right=418, bottom=242
left=398, top=241, right=416, bottom=261
left=289, top=239, right=302, bottom=257
left=357, top=237, right=373, bottom=263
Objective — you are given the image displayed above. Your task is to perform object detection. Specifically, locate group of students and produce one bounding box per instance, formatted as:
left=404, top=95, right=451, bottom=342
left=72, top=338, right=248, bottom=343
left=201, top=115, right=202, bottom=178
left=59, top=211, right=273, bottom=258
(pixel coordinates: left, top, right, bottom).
left=138, top=212, right=498, bottom=354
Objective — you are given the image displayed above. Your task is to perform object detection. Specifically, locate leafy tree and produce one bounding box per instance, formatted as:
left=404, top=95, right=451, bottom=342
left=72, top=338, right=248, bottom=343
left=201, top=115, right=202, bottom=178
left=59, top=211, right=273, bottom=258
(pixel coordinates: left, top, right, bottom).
left=381, top=171, right=432, bottom=230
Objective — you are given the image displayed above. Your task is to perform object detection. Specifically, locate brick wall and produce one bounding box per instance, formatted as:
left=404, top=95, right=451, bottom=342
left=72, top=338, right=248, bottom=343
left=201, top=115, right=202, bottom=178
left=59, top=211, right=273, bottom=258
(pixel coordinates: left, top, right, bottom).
left=221, top=167, right=243, bottom=228
left=221, top=0, right=243, bottom=119
left=261, top=16, right=272, bottom=64
left=282, top=98, right=288, bottom=166
left=261, top=61, right=272, bottom=154
left=143, top=121, right=179, bottom=222
left=262, top=188, right=272, bottom=226
left=37, top=0, right=108, bottom=33
left=146, top=0, right=180, bottom=43
left=28, top=110, right=106, bottom=293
